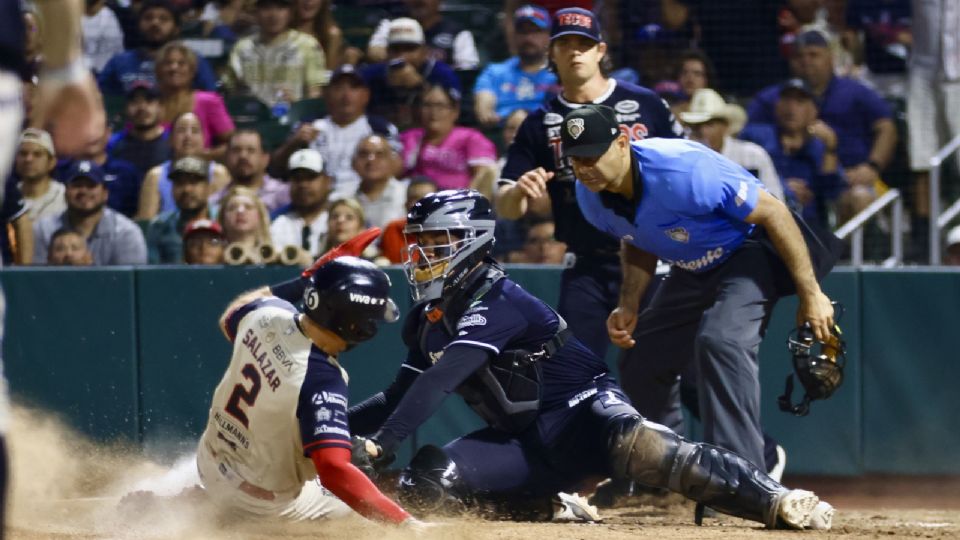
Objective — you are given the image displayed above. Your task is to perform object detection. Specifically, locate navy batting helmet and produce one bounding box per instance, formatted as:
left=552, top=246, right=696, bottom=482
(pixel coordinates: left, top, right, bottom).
left=303, top=256, right=399, bottom=344
left=402, top=190, right=495, bottom=303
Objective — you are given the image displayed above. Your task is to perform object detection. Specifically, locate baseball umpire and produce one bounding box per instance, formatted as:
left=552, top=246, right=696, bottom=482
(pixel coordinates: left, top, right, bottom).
left=495, top=7, right=683, bottom=361
left=348, top=189, right=834, bottom=530
left=195, top=230, right=427, bottom=530
left=564, top=104, right=841, bottom=476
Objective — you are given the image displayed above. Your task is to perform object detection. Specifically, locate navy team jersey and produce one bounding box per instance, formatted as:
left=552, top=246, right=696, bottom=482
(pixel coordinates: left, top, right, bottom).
left=577, top=139, right=762, bottom=273
left=402, top=277, right=609, bottom=410
left=0, top=0, right=25, bottom=76
left=296, top=348, right=353, bottom=455
left=501, top=79, right=683, bottom=263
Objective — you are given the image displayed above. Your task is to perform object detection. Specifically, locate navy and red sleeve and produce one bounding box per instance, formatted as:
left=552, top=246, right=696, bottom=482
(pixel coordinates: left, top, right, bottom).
left=297, top=354, right=353, bottom=455
left=224, top=297, right=296, bottom=342
left=310, top=447, right=411, bottom=524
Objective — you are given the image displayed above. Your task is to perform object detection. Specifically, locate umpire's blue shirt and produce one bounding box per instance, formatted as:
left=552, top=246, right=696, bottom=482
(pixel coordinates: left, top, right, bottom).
left=576, top=139, right=764, bottom=273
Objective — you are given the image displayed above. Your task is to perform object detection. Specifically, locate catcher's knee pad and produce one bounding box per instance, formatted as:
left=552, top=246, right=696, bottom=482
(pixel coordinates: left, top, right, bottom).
left=669, top=442, right=788, bottom=528
left=398, top=445, right=470, bottom=513
left=606, top=414, right=681, bottom=487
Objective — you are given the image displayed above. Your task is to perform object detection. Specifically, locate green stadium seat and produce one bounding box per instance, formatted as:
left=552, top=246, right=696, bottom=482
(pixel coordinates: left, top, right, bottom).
left=103, top=93, right=127, bottom=131
left=226, top=95, right=272, bottom=127
left=288, top=97, right=327, bottom=125
left=254, top=120, right=291, bottom=152
left=333, top=5, right=390, bottom=50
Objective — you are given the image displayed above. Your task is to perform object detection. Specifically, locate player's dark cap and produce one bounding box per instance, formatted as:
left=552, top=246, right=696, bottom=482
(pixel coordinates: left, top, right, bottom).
left=561, top=104, right=621, bottom=158
left=780, top=78, right=817, bottom=100
left=514, top=5, right=550, bottom=30
left=795, top=28, right=830, bottom=49
left=64, top=160, right=107, bottom=185
left=170, top=156, right=209, bottom=180
left=329, top=64, right=366, bottom=86
left=550, top=7, right=602, bottom=42
left=126, top=80, right=160, bottom=100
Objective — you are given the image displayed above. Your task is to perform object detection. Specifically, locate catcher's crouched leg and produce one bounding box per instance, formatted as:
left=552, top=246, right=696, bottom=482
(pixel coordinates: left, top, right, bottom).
left=607, top=414, right=797, bottom=528
left=398, top=445, right=553, bottom=521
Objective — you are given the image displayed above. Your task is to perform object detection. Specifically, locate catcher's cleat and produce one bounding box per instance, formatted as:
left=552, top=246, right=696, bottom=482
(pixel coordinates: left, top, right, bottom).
left=776, top=489, right=820, bottom=529
left=807, top=500, right=835, bottom=530
left=553, top=492, right=602, bottom=522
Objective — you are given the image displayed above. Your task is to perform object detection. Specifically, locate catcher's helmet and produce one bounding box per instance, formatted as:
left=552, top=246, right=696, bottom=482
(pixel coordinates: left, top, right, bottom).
left=778, top=303, right=847, bottom=416
left=402, top=190, right=495, bottom=303
left=303, top=256, right=399, bottom=344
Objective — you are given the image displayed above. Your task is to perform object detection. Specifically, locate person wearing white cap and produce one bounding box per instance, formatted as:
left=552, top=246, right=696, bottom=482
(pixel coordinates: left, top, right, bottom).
left=14, top=128, right=67, bottom=223
left=945, top=225, right=960, bottom=266
left=270, top=149, right=332, bottom=255
left=366, top=0, right=479, bottom=70
left=680, top=89, right=783, bottom=201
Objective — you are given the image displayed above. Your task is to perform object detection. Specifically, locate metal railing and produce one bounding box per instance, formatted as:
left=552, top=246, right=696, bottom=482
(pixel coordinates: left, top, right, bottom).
left=929, top=134, right=960, bottom=265
left=835, top=188, right=903, bottom=267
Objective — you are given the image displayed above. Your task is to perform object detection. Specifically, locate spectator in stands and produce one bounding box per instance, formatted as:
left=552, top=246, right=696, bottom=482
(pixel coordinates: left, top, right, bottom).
left=199, top=0, right=256, bottom=47
left=22, top=2, right=43, bottom=79
left=98, top=0, right=219, bottom=95
left=747, top=29, right=897, bottom=217
left=107, top=81, right=171, bottom=176
left=843, top=0, right=911, bottom=97
left=367, top=0, right=479, bottom=70
left=145, top=156, right=216, bottom=264
left=68, top=116, right=143, bottom=219
left=399, top=85, right=497, bottom=197
left=46, top=229, right=93, bottom=266
left=138, top=112, right=232, bottom=220
left=680, top=89, right=784, bottom=200
left=226, top=0, right=327, bottom=107
left=182, top=218, right=226, bottom=264
left=0, top=182, right=31, bottom=265
left=34, top=160, right=147, bottom=265
left=321, top=197, right=385, bottom=263
left=270, top=149, right=332, bottom=256
left=214, top=129, right=290, bottom=212
left=379, top=176, right=437, bottom=263
left=82, top=0, right=124, bottom=73
left=362, top=18, right=460, bottom=130
left=272, top=64, right=398, bottom=200
left=156, top=41, right=235, bottom=156
left=473, top=5, right=557, bottom=127
left=741, top=79, right=846, bottom=229
left=908, top=0, right=958, bottom=259
left=354, top=135, right=407, bottom=229
left=12, top=129, right=65, bottom=222
left=945, top=225, right=960, bottom=267
left=292, top=0, right=343, bottom=68
left=218, top=185, right=274, bottom=249
left=674, top=49, right=716, bottom=114
left=508, top=216, right=566, bottom=264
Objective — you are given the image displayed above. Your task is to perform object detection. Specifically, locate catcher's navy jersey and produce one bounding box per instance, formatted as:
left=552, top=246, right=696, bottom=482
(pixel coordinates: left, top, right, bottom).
left=402, top=277, right=609, bottom=410
left=500, top=78, right=683, bottom=262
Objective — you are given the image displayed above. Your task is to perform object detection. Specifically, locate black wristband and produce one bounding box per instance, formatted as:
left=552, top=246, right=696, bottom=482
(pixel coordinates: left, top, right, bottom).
left=270, top=276, right=309, bottom=303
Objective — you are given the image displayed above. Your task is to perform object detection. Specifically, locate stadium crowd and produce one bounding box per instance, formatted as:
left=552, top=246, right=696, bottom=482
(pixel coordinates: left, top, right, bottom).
left=4, top=0, right=959, bottom=268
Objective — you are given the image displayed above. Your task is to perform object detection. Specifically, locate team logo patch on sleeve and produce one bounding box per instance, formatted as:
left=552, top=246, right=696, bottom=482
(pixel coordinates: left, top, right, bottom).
left=665, top=227, right=690, bottom=243
left=567, top=118, right=585, bottom=139
left=736, top=180, right=749, bottom=207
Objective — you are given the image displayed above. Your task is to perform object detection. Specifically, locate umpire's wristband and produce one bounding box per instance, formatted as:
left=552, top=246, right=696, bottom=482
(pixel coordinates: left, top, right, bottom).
left=270, top=276, right=310, bottom=303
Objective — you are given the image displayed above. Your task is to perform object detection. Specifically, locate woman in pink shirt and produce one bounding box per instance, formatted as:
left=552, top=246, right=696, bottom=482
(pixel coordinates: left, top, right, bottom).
left=156, top=41, right=235, bottom=160
left=400, top=85, right=498, bottom=199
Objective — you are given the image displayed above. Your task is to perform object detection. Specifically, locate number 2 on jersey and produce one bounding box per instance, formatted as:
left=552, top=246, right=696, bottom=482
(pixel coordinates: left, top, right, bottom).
left=225, top=364, right=261, bottom=428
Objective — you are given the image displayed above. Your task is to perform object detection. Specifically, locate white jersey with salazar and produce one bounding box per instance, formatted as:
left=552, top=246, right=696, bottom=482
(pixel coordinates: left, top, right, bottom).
left=198, top=297, right=352, bottom=510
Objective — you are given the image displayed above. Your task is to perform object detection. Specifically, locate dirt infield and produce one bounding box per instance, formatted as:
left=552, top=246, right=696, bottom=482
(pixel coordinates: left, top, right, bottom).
left=7, top=407, right=959, bottom=540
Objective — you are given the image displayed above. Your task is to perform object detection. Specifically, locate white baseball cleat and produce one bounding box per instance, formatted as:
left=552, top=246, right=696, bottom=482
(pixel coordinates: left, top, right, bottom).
left=776, top=489, right=820, bottom=529
left=807, top=500, right=835, bottom=530
left=553, top=492, right=603, bottom=522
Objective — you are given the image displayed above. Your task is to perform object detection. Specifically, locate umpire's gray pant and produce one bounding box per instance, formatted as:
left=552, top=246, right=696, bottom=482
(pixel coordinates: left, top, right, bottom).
left=618, top=240, right=783, bottom=469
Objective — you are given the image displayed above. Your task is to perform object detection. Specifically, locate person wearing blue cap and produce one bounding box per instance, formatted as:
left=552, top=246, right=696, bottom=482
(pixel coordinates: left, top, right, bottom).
left=33, top=160, right=147, bottom=265
left=473, top=4, right=558, bottom=126
left=496, top=6, right=682, bottom=366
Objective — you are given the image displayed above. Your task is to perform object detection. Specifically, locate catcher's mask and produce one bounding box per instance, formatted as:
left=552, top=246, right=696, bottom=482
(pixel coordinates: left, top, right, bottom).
left=778, top=302, right=847, bottom=417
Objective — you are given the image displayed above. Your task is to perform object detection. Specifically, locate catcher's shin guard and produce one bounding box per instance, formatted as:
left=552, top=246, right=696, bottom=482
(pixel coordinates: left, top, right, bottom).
left=607, top=415, right=788, bottom=528
left=398, top=445, right=471, bottom=513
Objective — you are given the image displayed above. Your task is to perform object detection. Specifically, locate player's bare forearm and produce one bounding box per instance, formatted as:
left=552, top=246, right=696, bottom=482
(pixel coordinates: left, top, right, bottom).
left=218, top=287, right=272, bottom=339
left=36, top=0, right=83, bottom=68
left=745, top=190, right=820, bottom=300
left=870, top=118, right=897, bottom=169
left=619, top=241, right=657, bottom=311
left=495, top=183, right=529, bottom=219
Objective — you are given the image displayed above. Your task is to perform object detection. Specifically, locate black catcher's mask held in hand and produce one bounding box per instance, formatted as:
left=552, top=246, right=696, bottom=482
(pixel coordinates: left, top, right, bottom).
left=778, top=302, right=847, bottom=417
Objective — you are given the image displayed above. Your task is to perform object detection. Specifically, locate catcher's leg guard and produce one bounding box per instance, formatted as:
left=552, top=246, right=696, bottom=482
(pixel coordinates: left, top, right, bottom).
left=398, top=445, right=471, bottom=513
left=607, top=414, right=789, bottom=528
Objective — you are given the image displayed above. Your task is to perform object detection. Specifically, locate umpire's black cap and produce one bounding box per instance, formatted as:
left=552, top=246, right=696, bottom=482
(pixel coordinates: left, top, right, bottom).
left=561, top=104, right=621, bottom=158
